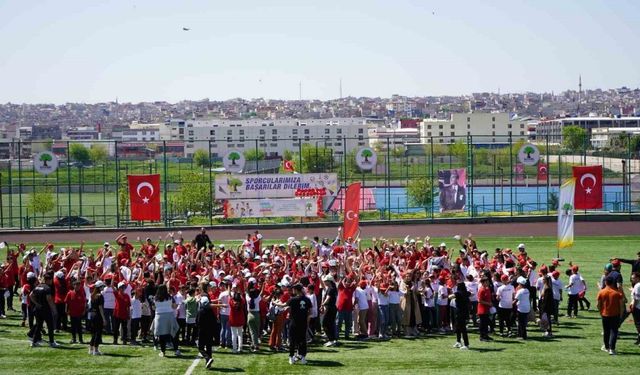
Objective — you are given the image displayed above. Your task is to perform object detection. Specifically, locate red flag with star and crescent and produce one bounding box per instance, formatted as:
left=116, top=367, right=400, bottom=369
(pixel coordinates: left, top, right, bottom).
left=283, top=159, right=295, bottom=172
left=342, top=182, right=361, bottom=239
left=572, top=166, right=602, bottom=209
left=537, top=162, right=548, bottom=180
left=128, top=174, right=161, bottom=221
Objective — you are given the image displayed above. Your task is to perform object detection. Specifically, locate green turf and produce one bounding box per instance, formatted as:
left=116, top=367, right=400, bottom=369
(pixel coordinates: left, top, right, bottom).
left=2, top=235, right=640, bottom=374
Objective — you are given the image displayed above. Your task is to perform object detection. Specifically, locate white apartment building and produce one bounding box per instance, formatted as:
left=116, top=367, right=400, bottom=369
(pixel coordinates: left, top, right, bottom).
left=590, top=127, right=640, bottom=149
left=368, top=127, right=421, bottom=151
left=160, top=118, right=369, bottom=158
left=420, top=113, right=528, bottom=145
left=537, top=116, right=640, bottom=144
left=112, top=122, right=161, bottom=142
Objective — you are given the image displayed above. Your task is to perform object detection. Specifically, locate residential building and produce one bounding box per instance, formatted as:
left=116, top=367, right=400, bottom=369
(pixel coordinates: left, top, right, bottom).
left=419, top=112, right=528, bottom=145
left=159, top=118, right=369, bottom=158
left=590, top=127, right=640, bottom=149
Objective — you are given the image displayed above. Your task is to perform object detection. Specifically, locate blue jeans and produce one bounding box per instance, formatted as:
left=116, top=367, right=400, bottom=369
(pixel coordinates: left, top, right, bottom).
left=336, top=310, right=352, bottom=339
left=219, top=315, right=231, bottom=347
left=378, top=304, right=389, bottom=336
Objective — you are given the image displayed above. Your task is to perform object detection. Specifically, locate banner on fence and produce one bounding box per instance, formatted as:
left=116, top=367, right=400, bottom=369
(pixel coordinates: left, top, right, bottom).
left=215, top=173, right=338, bottom=199
left=438, top=168, right=466, bottom=212
left=632, top=175, right=640, bottom=208
left=223, top=198, right=318, bottom=218
left=572, top=165, right=603, bottom=209
left=557, top=178, right=576, bottom=249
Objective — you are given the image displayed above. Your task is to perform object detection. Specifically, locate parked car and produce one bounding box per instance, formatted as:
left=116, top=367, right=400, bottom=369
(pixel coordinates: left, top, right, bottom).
left=46, top=216, right=95, bottom=227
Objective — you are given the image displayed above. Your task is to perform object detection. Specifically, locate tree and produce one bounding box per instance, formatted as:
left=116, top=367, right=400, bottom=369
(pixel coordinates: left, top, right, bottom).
left=449, top=140, right=468, bottom=165
left=228, top=177, right=243, bottom=192
left=244, top=149, right=266, bottom=161
left=69, top=143, right=91, bottom=165
left=89, top=144, right=108, bottom=165
left=407, top=177, right=436, bottom=207
left=300, top=144, right=333, bottom=173
left=228, top=151, right=241, bottom=165
left=361, top=148, right=373, bottom=163
left=391, top=145, right=406, bottom=159
left=562, top=125, right=587, bottom=151
left=193, top=149, right=210, bottom=168
left=283, top=149, right=294, bottom=161
left=28, top=188, right=55, bottom=216
left=39, top=152, right=52, bottom=167
left=175, top=173, right=212, bottom=216
left=118, top=185, right=129, bottom=219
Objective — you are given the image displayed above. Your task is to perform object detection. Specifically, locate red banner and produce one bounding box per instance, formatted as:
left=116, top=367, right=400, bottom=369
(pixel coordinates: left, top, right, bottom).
left=342, top=182, right=361, bottom=239
left=127, top=174, right=161, bottom=221
left=573, top=165, right=603, bottom=209
left=537, top=163, right=548, bottom=180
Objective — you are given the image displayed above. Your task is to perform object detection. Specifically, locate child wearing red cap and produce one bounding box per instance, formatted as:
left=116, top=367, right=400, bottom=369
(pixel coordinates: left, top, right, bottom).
left=496, top=274, right=515, bottom=337
left=566, top=266, right=582, bottom=318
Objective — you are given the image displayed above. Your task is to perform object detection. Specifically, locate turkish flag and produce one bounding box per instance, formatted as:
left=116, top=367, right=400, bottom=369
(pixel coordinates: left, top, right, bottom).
left=128, top=174, right=161, bottom=221
left=342, top=182, right=361, bottom=239
left=572, top=166, right=603, bottom=209
left=283, top=159, right=295, bottom=172
left=537, top=163, right=548, bottom=180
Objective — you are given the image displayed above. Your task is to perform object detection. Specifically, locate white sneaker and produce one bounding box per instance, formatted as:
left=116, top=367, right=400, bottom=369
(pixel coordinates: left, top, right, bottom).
left=289, top=356, right=295, bottom=365
left=299, top=357, right=307, bottom=365
left=94, top=350, right=103, bottom=356
left=158, top=352, right=165, bottom=357
left=608, top=350, right=616, bottom=356
left=453, top=342, right=462, bottom=348
left=323, top=341, right=332, bottom=347
left=601, top=345, right=608, bottom=352
left=49, top=341, right=61, bottom=348
left=30, top=341, right=41, bottom=348
left=460, top=346, right=469, bottom=350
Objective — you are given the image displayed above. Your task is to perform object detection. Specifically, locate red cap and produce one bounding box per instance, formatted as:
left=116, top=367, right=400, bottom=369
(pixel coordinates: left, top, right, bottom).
left=571, top=266, right=579, bottom=273
left=611, top=259, right=621, bottom=267
left=551, top=271, right=560, bottom=278
left=358, top=280, right=367, bottom=289
left=500, top=274, right=509, bottom=282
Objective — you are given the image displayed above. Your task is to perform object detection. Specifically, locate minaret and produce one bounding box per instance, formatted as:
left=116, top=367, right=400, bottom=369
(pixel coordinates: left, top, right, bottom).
left=577, top=75, right=582, bottom=115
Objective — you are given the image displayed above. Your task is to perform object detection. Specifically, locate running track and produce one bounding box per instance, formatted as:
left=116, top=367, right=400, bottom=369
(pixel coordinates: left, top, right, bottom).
left=2, top=221, right=639, bottom=244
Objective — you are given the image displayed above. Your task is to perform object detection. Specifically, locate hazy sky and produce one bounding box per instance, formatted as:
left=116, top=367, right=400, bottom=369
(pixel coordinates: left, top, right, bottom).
left=1, top=0, right=639, bottom=104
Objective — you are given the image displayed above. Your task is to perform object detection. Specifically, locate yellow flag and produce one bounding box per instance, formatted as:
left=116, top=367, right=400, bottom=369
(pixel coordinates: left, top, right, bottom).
left=557, top=178, right=576, bottom=249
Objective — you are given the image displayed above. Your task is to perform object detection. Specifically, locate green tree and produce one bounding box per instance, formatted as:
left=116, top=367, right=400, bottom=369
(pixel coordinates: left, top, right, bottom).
left=69, top=143, right=91, bottom=165
left=283, top=149, right=294, bottom=161
left=28, top=188, right=55, bottom=216
left=118, top=184, right=129, bottom=219
left=175, top=173, right=212, bottom=216
left=562, top=125, right=587, bottom=151
left=39, top=152, right=53, bottom=167
left=449, top=140, right=468, bottom=165
left=300, top=144, right=333, bottom=172
left=244, top=149, right=266, bottom=161
left=89, top=144, right=108, bottom=165
left=407, top=177, right=436, bottom=207
left=228, top=177, right=243, bottom=192
left=43, top=139, right=53, bottom=151
left=228, top=151, right=241, bottom=165
left=193, top=149, right=210, bottom=168
left=391, top=145, right=406, bottom=159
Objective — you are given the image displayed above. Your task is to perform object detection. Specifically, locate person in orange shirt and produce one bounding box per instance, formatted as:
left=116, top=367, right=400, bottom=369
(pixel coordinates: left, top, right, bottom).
left=597, top=276, right=625, bottom=355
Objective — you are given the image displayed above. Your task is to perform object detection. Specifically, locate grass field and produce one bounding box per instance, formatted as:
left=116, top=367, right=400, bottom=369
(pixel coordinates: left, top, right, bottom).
left=1, top=235, right=640, bottom=374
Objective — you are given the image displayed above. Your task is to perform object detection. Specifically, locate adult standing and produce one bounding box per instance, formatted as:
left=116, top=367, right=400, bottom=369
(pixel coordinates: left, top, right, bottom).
left=452, top=281, right=470, bottom=350
left=29, top=273, right=59, bottom=347
left=194, top=228, right=213, bottom=251
left=321, top=275, right=338, bottom=347
left=514, top=277, right=531, bottom=340
left=89, top=281, right=106, bottom=355
left=614, top=252, right=640, bottom=283
left=286, top=284, right=312, bottom=365
left=597, top=276, right=625, bottom=355
left=197, top=296, right=225, bottom=369
left=630, top=272, right=640, bottom=345
left=154, top=284, right=180, bottom=357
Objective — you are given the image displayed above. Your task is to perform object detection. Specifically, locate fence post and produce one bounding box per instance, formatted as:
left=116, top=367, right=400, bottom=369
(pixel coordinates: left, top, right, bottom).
left=386, top=137, right=391, bottom=220
left=467, top=135, right=473, bottom=217
left=627, top=133, right=632, bottom=214
left=163, top=140, right=168, bottom=226
left=66, top=141, right=72, bottom=229
left=509, top=136, right=513, bottom=217
left=209, top=140, right=213, bottom=226
left=546, top=134, right=550, bottom=216
left=8, top=140, right=14, bottom=227
left=430, top=137, right=434, bottom=220
left=115, top=140, right=120, bottom=228
left=17, top=140, right=23, bottom=230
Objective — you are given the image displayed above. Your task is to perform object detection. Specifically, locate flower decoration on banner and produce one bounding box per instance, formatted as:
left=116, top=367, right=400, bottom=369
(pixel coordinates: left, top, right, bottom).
left=295, top=188, right=326, bottom=217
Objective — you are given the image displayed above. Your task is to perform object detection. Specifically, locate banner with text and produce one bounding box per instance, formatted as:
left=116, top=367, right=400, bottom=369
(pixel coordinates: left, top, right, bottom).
left=224, top=198, right=319, bottom=218
left=215, top=173, right=338, bottom=199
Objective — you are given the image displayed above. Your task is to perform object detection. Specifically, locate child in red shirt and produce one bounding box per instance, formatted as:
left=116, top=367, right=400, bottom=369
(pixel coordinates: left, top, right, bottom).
left=65, top=280, right=86, bottom=343
left=113, top=282, right=131, bottom=345
left=229, top=287, right=247, bottom=353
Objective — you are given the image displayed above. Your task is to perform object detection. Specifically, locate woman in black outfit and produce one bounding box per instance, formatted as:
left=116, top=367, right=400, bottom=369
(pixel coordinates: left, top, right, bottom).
left=539, top=276, right=555, bottom=337
left=452, top=281, right=471, bottom=349
left=321, top=276, right=338, bottom=346
left=89, top=281, right=106, bottom=355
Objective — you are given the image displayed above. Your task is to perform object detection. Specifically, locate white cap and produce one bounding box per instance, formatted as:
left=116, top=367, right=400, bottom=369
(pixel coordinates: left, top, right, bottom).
left=117, top=281, right=126, bottom=289
left=518, top=243, right=525, bottom=249
left=174, top=239, right=180, bottom=244
left=440, top=242, right=446, bottom=247
left=264, top=250, right=271, bottom=255
left=278, top=243, right=285, bottom=248
left=200, top=296, right=210, bottom=305
left=208, top=281, right=217, bottom=288
left=256, top=234, right=263, bottom=240
left=322, top=274, right=335, bottom=283
left=94, top=281, right=105, bottom=288
left=517, top=276, right=527, bottom=285
left=262, top=255, right=268, bottom=259
left=27, top=272, right=36, bottom=279
left=55, top=271, right=64, bottom=278
left=104, top=242, right=110, bottom=246
left=219, top=244, right=225, bottom=249
left=328, top=259, right=337, bottom=267
left=254, top=255, right=261, bottom=260
left=248, top=277, right=257, bottom=284
left=287, top=236, right=295, bottom=244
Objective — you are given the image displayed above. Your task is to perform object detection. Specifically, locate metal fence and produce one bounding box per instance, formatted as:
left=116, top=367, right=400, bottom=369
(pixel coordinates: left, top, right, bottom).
left=0, top=134, right=638, bottom=229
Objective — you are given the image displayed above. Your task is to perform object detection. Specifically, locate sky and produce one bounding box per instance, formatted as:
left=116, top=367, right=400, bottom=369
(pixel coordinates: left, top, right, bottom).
left=1, top=0, right=639, bottom=104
